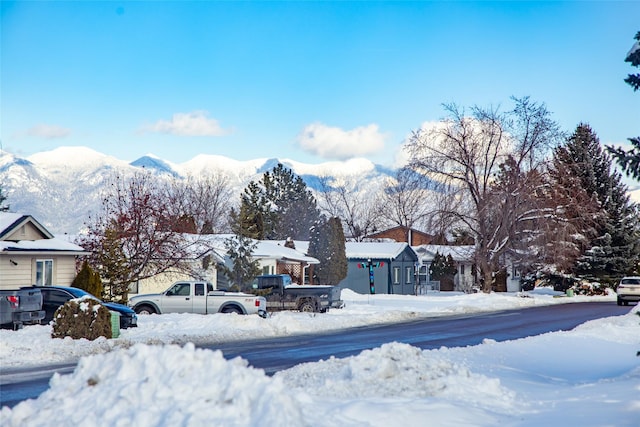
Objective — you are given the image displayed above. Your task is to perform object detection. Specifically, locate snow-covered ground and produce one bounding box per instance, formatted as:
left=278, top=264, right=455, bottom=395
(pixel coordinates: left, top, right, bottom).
left=1, top=289, right=638, bottom=426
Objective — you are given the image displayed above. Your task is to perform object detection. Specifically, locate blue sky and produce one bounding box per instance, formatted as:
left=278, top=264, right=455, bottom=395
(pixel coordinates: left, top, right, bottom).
left=1, top=1, right=639, bottom=166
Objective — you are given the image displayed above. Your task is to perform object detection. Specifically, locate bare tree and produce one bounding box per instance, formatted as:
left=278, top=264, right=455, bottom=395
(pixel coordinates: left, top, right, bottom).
left=77, top=171, right=212, bottom=301
left=376, top=167, right=435, bottom=232
left=405, top=97, right=563, bottom=292
left=165, top=172, right=233, bottom=234
left=316, top=176, right=382, bottom=241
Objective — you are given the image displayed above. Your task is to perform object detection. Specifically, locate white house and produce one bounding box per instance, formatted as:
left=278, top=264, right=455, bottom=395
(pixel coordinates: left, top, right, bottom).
left=412, top=245, right=476, bottom=292
left=0, top=213, right=88, bottom=290
left=132, top=235, right=319, bottom=295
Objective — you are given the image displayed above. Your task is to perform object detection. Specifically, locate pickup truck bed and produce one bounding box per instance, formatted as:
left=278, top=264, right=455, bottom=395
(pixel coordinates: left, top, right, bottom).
left=0, top=288, right=45, bottom=329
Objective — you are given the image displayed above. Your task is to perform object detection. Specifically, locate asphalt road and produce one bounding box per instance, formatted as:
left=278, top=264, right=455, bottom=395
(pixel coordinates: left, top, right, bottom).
left=0, top=301, right=631, bottom=408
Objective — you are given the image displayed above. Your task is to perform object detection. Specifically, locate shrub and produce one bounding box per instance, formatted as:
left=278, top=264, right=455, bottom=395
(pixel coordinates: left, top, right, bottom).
left=72, top=260, right=104, bottom=300
left=51, top=298, right=112, bottom=340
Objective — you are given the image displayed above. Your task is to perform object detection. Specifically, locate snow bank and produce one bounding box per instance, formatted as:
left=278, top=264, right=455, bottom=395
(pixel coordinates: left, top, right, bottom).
left=1, top=343, right=307, bottom=427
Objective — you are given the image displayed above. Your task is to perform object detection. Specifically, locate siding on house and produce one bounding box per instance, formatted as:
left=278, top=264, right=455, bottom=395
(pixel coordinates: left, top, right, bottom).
left=0, top=255, right=33, bottom=285
left=4, top=222, right=47, bottom=241
left=338, top=242, right=418, bottom=295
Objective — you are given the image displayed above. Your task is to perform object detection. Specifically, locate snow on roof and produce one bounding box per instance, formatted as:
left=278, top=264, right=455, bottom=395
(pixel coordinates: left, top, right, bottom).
left=0, top=213, right=75, bottom=251
left=345, top=242, right=410, bottom=260
left=0, top=237, right=87, bottom=253
left=254, top=241, right=319, bottom=264
left=0, top=212, right=23, bottom=233
left=200, top=235, right=319, bottom=264
left=273, top=240, right=414, bottom=261
left=413, top=244, right=475, bottom=262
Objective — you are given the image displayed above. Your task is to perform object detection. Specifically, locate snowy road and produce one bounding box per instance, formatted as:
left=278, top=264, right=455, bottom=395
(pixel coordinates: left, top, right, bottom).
left=1, top=301, right=627, bottom=407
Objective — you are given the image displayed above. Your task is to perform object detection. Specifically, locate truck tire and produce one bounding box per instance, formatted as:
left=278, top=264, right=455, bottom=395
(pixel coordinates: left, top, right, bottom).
left=221, top=306, right=243, bottom=315
left=298, top=300, right=316, bottom=313
left=134, top=305, right=156, bottom=315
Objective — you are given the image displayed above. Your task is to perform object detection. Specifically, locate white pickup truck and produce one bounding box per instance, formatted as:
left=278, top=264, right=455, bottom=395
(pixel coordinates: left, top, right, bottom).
left=128, top=281, right=267, bottom=318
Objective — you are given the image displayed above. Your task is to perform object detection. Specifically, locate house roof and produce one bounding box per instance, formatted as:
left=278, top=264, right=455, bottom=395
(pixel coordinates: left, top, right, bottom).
left=413, top=244, right=475, bottom=262
left=0, top=213, right=53, bottom=240
left=0, top=212, right=87, bottom=254
left=345, top=242, right=413, bottom=260
left=207, top=235, right=319, bottom=264
left=254, top=241, right=319, bottom=264
left=0, top=238, right=88, bottom=254
left=274, top=240, right=416, bottom=261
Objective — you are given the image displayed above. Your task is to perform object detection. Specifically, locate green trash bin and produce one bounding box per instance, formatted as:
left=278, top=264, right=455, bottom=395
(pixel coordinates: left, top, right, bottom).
left=110, top=311, right=121, bottom=338
left=566, top=289, right=574, bottom=297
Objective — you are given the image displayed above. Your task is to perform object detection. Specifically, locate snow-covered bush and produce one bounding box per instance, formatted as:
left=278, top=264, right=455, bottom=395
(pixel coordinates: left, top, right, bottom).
left=51, top=298, right=112, bottom=340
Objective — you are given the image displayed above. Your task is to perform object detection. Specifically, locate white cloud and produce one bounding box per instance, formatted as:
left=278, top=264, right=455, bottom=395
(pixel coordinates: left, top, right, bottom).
left=393, top=121, right=444, bottom=168
left=26, top=124, right=71, bottom=139
left=141, top=111, right=228, bottom=136
left=297, top=122, right=385, bottom=160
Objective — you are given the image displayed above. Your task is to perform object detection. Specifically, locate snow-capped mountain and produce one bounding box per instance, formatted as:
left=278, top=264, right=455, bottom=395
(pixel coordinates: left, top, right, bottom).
left=0, top=147, right=393, bottom=234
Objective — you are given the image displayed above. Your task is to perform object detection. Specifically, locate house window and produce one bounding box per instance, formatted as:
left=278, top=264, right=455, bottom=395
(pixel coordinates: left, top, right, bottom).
left=36, top=259, right=53, bottom=286
left=512, top=266, right=521, bottom=278
left=262, top=266, right=271, bottom=275
left=393, top=267, right=400, bottom=284
left=405, top=266, right=412, bottom=284
left=460, top=264, right=465, bottom=275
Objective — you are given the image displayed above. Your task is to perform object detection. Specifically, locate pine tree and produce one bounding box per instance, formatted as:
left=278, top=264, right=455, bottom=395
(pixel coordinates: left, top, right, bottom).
left=0, top=184, right=9, bottom=212
left=308, top=217, right=347, bottom=285
left=93, top=223, right=132, bottom=302
left=624, top=31, right=640, bottom=91
left=71, top=260, right=104, bottom=298
left=560, top=124, right=640, bottom=280
left=237, top=163, right=320, bottom=241
left=429, top=252, right=457, bottom=280
left=225, top=203, right=261, bottom=291
left=222, top=234, right=261, bottom=292
left=607, top=31, right=640, bottom=180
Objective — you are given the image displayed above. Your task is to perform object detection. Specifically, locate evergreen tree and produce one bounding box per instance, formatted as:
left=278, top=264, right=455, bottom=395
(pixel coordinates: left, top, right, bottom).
left=624, top=31, right=640, bottom=91
left=308, top=217, right=347, bottom=285
left=607, top=31, right=640, bottom=180
left=0, top=184, right=9, bottom=212
left=71, top=260, right=104, bottom=298
left=429, top=252, right=457, bottom=280
left=224, top=203, right=262, bottom=291
left=93, top=223, right=132, bottom=301
left=229, top=199, right=265, bottom=240
left=222, top=234, right=261, bottom=292
left=560, top=124, right=640, bottom=280
left=238, top=163, right=320, bottom=240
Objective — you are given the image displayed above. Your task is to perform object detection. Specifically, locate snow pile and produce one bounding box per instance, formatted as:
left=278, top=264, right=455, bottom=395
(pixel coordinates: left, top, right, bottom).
left=1, top=292, right=638, bottom=426
left=1, top=343, right=307, bottom=427
left=276, top=342, right=520, bottom=412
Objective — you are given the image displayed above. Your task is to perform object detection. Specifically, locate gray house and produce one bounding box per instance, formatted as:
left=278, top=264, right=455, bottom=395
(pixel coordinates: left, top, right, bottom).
left=339, top=242, right=418, bottom=295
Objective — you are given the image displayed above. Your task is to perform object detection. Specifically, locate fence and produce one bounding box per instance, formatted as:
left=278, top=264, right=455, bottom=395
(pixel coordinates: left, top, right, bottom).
left=416, top=280, right=440, bottom=295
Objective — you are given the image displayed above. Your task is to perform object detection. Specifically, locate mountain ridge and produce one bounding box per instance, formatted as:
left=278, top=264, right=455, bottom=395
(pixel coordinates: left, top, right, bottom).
left=1, top=146, right=393, bottom=234
left=2, top=146, right=638, bottom=235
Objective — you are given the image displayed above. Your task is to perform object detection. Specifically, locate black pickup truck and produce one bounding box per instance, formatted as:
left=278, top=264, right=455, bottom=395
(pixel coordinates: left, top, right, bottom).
left=251, top=274, right=343, bottom=313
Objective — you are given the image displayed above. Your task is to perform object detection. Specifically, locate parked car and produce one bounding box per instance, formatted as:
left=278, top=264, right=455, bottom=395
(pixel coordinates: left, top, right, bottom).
left=616, top=276, right=640, bottom=306
left=31, top=286, right=137, bottom=329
